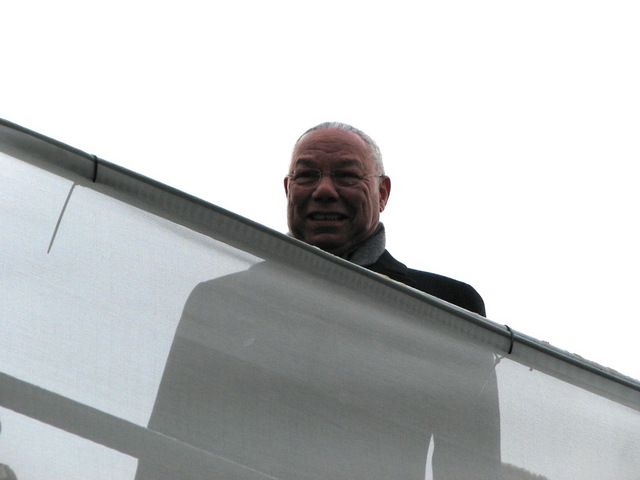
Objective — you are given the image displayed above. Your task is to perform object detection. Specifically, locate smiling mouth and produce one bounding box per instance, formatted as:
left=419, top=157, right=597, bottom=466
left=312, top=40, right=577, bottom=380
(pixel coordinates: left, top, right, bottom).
left=308, top=213, right=349, bottom=221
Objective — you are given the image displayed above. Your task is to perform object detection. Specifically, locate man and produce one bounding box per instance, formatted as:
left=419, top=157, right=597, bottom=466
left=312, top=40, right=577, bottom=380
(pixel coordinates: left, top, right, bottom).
left=285, top=122, right=486, bottom=316
left=137, top=123, right=500, bottom=480
left=282, top=123, right=500, bottom=480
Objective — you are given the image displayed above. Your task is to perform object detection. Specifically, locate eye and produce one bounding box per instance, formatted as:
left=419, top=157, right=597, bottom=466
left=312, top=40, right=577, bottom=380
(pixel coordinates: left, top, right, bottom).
left=332, top=170, right=361, bottom=179
left=292, top=169, right=321, bottom=184
left=332, top=170, right=362, bottom=186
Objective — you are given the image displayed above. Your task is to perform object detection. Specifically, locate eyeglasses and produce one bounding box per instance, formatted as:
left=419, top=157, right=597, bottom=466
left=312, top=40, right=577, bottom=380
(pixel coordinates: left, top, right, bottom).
left=287, top=169, right=383, bottom=187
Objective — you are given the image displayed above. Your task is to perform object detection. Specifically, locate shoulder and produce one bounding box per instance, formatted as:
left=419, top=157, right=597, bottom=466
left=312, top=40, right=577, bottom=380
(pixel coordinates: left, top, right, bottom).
left=367, top=251, right=486, bottom=316
left=406, top=267, right=486, bottom=316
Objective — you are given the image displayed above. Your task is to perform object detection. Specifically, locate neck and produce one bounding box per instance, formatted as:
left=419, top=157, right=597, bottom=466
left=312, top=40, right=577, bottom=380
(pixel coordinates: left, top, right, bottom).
left=342, top=223, right=386, bottom=266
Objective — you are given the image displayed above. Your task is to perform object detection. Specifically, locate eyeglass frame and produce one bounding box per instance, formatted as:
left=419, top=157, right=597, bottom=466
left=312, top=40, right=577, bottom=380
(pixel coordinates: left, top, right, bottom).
left=286, top=168, right=385, bottom=188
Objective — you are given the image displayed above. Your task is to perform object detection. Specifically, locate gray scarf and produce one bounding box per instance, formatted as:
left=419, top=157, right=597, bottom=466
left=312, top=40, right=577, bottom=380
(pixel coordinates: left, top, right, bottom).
left=343, top=223, right=386, bottom=267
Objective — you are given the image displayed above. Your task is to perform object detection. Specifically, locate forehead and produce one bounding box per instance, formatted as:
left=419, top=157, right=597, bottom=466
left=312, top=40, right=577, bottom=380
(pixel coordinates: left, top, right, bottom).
left=291, top=128, right=373, bottom=170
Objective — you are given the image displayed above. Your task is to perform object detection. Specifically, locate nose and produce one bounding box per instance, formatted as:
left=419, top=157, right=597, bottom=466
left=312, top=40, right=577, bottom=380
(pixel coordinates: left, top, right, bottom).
left=311, top=173, right=339, bottom=201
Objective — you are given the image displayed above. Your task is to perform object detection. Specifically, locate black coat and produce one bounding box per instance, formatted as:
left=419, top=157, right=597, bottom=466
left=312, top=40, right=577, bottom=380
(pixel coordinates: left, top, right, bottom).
left=365, top=250, right=486, bottom=316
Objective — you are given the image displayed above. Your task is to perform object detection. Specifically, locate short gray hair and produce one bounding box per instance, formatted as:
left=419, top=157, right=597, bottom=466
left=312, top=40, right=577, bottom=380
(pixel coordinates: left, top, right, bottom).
left=294, top=122, right=385, bottom=175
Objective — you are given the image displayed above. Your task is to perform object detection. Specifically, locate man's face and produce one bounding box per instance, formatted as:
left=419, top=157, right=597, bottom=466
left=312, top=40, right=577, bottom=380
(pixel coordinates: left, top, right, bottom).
left=284, top=127, right=391, bottom=256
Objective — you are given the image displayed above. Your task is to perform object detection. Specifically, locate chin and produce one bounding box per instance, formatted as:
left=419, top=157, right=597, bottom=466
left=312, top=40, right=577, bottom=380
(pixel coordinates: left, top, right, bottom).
left=307, top=237, right=347, bottom=255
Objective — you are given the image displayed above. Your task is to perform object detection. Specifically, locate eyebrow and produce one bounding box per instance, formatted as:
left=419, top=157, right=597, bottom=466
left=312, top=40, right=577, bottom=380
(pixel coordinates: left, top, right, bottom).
left=293, top=158, right=362, bottom=168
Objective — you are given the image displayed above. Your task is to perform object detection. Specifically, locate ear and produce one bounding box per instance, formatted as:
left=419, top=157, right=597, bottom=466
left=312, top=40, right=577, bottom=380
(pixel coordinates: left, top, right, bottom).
left=378, top=176, right=391, bottom=212
left=284, top=176, right=291, bottom=196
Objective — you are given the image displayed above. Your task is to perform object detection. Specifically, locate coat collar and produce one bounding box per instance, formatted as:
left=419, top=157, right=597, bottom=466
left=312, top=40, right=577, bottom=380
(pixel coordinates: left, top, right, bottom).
left=367, top=250, right=417, bottom=288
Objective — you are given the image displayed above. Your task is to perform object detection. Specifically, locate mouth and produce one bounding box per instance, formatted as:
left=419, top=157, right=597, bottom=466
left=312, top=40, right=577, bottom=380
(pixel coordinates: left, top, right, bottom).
left=308, top=213, right=349, bottom=221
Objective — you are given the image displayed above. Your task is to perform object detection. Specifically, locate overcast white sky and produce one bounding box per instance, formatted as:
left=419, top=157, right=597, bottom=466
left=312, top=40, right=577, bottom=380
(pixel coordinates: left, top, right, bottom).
left=3, top=1, right=639, bottom=380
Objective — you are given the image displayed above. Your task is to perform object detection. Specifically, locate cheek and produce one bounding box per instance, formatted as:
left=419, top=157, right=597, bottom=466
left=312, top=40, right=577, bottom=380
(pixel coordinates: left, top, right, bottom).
left=287, top=191, right=309, bottom=222
left=344, top=186, right=369, bottom=205
left=288, top=190, right=309, bottom=215
left=355, top=189, right=379, bottom=213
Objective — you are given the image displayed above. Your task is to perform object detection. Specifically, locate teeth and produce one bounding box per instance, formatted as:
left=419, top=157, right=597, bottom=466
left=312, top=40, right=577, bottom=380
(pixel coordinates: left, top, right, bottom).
left=312, top=214, right=343, bottom=220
